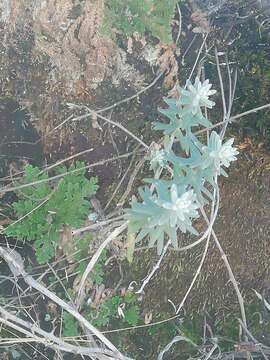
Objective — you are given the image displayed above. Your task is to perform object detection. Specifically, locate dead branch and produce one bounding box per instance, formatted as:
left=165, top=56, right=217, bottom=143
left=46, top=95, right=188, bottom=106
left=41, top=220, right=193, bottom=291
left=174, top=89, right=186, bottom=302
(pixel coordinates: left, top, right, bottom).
left=104, top=147, right=139, bottom=211
left=195, top=102, right=270, bottom=135
left=136, top=240, right=171, bottom=294
left=201, top=210, right=247, bottom=332
left=117, top=155, right=146, bottom=207
left=70, top=104, right=150, bottom=150
left=97, top=71, right=164, bottom=114
left=0, top=150, right=142, bottom=195
left=0, top=246, right=127, bottom=359
left=75, top=222, right=128, bottom=308
left=0, top=306, right=117, bottom=359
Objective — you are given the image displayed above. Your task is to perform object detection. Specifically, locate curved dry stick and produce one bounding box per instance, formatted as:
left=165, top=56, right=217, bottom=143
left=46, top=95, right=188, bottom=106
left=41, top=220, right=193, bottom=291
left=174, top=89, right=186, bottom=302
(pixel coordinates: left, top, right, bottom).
left=38, top=147, right=96, bottom=175
left=200, top=207, right=247, bottom=331
left=97, top=72, right=164, bottom=114
left=215, top=48, right=227, bottom=120
left=176, top=179, right=220, bottom=315
left=65, top=72, right=163, bottom=121
left=6, top=181, right=60, bottom=230
left=157, top=335, right=197, bottom=360
left=238, top=319, right=269, bottom=360
left=104, top=149, right=138, bottom=211
left=136, top=240, right=171, bottom=294
left=72, top=215, right=125, bottom=236
left=117, top=155, right=146, bottom=207
left=187, top=33, right=209, bottom=83
left=0, top=148, right=97, bottom=183
left=73, top=107, right=150, bottom=150
left=175, top=3, right=182, bottom=46
left=176, top=229, right=211, bottom=315
left=209, top=226, right=247, bottom=330
left=75, top=222, right=128, bottom=307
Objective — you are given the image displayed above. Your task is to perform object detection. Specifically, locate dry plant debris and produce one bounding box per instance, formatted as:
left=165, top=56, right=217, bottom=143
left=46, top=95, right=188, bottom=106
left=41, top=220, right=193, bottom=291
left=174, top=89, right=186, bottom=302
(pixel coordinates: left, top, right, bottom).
left=191, top=10, right=211, bottom=33
left=33, top=0, right=144, bottom=90
left=142, top=43, right=179, bottom=89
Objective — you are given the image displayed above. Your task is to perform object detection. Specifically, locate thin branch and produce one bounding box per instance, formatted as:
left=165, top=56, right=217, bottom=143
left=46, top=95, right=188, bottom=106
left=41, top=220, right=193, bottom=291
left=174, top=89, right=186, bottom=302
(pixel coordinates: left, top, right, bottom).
left=175, top=3, right=182, bottom=46
left=182, top=34, right=197, bottom=66
left=136, top=240, right=171, bottom=294
left=0, top=148, right=95, bottom=184
left=0, top=246, right=126, bottom=359
left=96, top=72, right=163, bottom=114
left=238, top=319, right=269, bottom=360
left=39, top=147, right=95, bottom=175
left=157, top=335, right=197, bottom=360
left=104, top=149, right=138, bottom=211
left=196, top=102, right=270, bottom=135
left=69, top=104, right=149, bottom=149
left=215, top=48, right=227, bottom=120
left=201, top=209, right=247, bottom=331
left=226, top=54, right=233, bottom=120
left=0, top=306, right=117, bottom=358
left=72, top=215, right=125, bottom=236
left=176, top=179, right=220, bottom=315
left=117, top=155, right=146, bottom=207
left=75, top=222, right=128, bottom=307
left=219, top=53, right=238, bottom=140
left=204, top=344, right=219, bottom=360
left=187, top=34, right=209, bottom=83
left=176, top=229, right=211, bottom=315
left=230, top=102, right=270, bottom=122
left=0, top=150, right=141, bottom=195
left=6, top=182, right=59, bottom=230
left=44, top=115, right=74, bottom=137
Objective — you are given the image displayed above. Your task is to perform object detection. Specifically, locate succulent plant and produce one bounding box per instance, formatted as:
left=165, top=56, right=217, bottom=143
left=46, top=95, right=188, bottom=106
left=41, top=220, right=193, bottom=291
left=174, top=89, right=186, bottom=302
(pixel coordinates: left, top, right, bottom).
left=180, top=78, right=217, bottom=115
left=127, top=78, right=238, bottom=255
left=127, top=183, right=199, bottom=254
left=201, top=131, right=239, bottom=176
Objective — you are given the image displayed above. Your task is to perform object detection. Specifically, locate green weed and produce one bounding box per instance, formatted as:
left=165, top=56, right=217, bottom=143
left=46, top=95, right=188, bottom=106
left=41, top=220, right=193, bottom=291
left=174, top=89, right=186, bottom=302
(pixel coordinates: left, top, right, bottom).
left=5, top=161, right=98, bottom=263
left=103, top=0, right=179, bottom=43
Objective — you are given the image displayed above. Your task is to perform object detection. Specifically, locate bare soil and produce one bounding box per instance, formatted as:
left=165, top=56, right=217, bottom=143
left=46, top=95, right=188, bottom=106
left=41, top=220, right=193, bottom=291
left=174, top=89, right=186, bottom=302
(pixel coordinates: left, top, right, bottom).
left=1, top=1, right=270, bottom=359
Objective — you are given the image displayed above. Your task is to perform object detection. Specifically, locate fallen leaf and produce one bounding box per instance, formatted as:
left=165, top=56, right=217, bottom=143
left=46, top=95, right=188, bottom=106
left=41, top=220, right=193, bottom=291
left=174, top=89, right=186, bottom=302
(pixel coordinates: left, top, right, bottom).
left=144, top=312, right=153, bottom=324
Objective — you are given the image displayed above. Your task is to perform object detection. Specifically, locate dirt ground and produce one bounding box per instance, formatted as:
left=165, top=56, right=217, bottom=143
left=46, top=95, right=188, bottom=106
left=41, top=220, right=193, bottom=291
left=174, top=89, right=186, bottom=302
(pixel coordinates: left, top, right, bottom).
left=1, top=1, right=270, bottom=359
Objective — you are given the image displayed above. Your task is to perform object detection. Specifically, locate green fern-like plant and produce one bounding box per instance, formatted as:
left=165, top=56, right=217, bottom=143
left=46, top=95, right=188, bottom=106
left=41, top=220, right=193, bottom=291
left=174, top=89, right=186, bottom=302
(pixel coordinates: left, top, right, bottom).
left=5, top=161, right=98, bottom=263
left=89, top=292, right=140, bottom=328
left=62, top=312, right=80, bottom=337
left=103, top=0, right=179, bottom=43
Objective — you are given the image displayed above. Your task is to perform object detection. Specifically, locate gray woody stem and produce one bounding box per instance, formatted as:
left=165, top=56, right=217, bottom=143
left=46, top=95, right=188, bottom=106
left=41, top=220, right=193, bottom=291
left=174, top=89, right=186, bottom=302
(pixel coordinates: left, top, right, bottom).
left=0, top=246, right=126, bottom=360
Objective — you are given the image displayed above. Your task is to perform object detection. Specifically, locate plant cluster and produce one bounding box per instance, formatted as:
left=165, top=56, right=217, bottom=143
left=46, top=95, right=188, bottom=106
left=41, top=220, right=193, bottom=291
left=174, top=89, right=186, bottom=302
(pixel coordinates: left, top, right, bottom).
left=127, top=78, right=239, bottom=254
left=89, top=291, right=140, bottom=328
left=4, top=160, right=141, bottom=339
left=62, top=289, right=140, bottom=337
left=5, top=161, right=98, bottom=263
left=74, top=248, right=107, bottom=285
left=103, top=0, right=179, bottom=43
left=45, top=249, right=140, bottom=337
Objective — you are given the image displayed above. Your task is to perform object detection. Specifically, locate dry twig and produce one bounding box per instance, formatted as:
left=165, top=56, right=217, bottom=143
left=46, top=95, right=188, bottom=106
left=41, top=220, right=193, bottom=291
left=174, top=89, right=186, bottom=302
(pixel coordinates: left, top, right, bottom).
left=0, top=150, right=142, bottom=195
left=75, top=222, right=128, bottom=307
left=0, top=246, right=126, bottom=359
left=70, top=104, right=150, bottom=150
left=0, top=306, right=116, bottom=359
